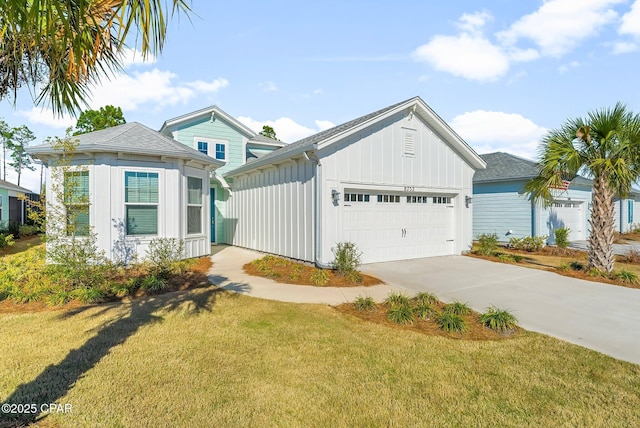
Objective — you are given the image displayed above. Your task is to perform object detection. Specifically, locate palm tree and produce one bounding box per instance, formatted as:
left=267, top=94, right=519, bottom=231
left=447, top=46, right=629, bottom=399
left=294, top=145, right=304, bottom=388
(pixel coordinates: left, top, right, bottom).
left=0, top=0, right=191, bottom=116
left=525, top=103, right=640, bottom=273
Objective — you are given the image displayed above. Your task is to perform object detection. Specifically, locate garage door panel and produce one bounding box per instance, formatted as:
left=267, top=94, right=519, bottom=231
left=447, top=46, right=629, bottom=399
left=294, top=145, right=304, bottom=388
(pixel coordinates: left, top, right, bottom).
left=343, top=191, right=456, bottom=263
left=548, top=201, right=586, bottom=242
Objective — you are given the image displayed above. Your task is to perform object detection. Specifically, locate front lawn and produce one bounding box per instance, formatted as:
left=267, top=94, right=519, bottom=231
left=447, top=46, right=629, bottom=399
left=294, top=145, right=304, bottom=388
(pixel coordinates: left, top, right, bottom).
left=1, top=292, right=639, bottom=426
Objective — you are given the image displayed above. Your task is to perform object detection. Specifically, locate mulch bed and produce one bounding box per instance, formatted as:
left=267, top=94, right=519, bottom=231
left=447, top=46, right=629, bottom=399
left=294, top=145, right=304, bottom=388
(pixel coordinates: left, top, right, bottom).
left=335, top=302, right=520, bottom=341
left=243, top=258, right=382, bottom=287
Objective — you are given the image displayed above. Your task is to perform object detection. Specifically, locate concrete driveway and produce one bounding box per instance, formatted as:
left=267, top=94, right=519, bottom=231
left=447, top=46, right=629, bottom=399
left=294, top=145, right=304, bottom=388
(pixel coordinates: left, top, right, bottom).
left=361, top=256, right=640, bottom=365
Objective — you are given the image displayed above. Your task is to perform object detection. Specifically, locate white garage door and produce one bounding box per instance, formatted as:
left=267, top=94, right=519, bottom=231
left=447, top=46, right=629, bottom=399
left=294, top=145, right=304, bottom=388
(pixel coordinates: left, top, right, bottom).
left=342, top=191, right=456, bottom=263
left=548, top=200, right=586, bottom=242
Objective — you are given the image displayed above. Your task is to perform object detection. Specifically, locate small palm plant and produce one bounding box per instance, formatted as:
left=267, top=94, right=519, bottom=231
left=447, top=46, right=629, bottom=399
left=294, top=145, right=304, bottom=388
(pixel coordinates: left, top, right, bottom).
left=479, top=307, right=518, bottom=333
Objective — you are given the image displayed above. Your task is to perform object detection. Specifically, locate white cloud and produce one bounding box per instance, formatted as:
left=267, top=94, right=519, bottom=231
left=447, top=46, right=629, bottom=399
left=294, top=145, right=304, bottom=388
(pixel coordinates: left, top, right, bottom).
left=314, top=120, right=335, bottom=131
left=451, top=110, right=548, bottom=159
left=237, top=116, right=331, bottom=143
left=620, top=0, right=640, bottom=37
left=186, top=78, right=229, bottom=93
left=119, top=48, right=156, bottom=68
left=612, top=41, right=639, bottom=53
left=18, top=108, right=76, bottom=129
left=313, top=88, right=323, bottom=95
left=260, top=81, right=278, bottom=92
left=558, top=60, right=582, bottom=74
left=456, top=11, right=493, bottom=36
left=412, top=33, right=510, bottom=82
left=497, top=0, right=623, bottom=57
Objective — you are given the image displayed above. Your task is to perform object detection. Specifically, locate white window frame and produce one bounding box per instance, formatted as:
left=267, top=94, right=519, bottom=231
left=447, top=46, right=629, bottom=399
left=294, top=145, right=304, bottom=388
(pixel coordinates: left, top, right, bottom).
left=124, top=170, right=160, bottom=236
left=193, top=137, right=228, bottom=162
left=187, top=176, right=203, bottom=235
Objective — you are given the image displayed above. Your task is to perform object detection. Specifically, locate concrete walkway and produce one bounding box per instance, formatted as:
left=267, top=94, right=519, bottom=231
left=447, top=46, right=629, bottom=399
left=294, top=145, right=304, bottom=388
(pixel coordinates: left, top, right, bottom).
left=208, top=245, right=405, bottom=305
left=569, top=240, right=640, bottom=255
left=208, top=245, right=640, bottom=365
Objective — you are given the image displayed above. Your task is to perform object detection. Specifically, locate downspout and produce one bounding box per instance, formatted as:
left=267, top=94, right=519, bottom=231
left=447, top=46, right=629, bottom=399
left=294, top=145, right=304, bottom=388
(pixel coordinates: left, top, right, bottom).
left=304, top=149, right=329, bottom=268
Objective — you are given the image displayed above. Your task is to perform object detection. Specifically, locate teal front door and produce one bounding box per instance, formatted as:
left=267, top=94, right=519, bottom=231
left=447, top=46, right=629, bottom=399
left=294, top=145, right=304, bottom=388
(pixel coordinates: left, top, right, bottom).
left=210, top=187, right=216, bottom=243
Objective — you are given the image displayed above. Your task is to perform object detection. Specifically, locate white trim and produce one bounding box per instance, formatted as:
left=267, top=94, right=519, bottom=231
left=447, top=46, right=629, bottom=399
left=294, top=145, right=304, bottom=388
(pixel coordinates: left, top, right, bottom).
left=193, top=136, right=229, bottom=162
left=161, top=105, right=256, bottom=137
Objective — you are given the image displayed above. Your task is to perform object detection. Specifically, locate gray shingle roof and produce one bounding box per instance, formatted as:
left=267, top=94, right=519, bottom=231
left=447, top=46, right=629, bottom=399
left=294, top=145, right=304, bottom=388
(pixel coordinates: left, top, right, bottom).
left=225, top=97, right=422, bottom=177
left=27, top=122, right=224, bottom=167
left=0, top=179, right=33, bottom=194
left=473, top=152, right=541, bottom=183
left=247, top=134, right=285, bottom=146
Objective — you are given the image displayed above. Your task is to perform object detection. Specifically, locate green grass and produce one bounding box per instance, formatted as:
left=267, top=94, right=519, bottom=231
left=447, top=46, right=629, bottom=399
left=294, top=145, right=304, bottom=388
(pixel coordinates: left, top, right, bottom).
left=1, top=291, right=640, bottom=427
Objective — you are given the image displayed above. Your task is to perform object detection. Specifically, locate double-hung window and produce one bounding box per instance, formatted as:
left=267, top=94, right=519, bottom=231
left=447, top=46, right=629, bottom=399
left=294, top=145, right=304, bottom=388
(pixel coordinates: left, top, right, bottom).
left=125, top=171, right=158, bottom=235
left=64, top=171, right=90, bottom=236
left=187, top=177, right=203, bottom=234
left=215, top=143, right=226, bottom=161
left=197, top=141, right=209, bottom=155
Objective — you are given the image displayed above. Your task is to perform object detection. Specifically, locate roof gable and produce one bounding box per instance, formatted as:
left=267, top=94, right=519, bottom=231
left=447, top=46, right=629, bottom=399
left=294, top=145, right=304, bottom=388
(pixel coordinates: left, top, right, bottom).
left=160, top=105, right=256, bottom=138
left=226, top=96, right=486, bottom=177
left=27, top=122, right=224, bottom=168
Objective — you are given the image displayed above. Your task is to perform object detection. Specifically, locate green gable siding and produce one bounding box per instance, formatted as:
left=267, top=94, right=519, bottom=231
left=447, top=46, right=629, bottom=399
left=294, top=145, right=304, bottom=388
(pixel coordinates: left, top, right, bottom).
left=171, top=116, right=246, bottom=174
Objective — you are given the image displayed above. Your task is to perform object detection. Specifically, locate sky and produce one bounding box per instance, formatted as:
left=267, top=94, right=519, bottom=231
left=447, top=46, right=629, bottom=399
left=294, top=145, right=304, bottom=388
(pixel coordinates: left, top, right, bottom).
left=1, top=0, right=640, bottom=194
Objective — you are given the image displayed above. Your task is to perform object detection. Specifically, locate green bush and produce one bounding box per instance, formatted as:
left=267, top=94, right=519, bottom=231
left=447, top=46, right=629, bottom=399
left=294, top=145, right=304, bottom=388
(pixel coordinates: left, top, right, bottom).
left=509, top=236, right=547, bottom=252
left=437, top=312, right=467, bottom=333
left=146, top=238, right=185, bottom=275
left=588, top=267, right=606, bottom=278
left=354, top=296, right=376, bottom=311
left=479, top=307, right=518, bottom=332
left=557, top=263, right=571, bottom=271
left=413, top=291, right=438, bottom=306
left=70, top=287, right=104, bottom=304
left=19, top=224, right=40, bottom=237
left=384, top=292, right=411, bottom=307
left=613, top=270, right=639, bottom=284
left=497, top=253, right=524, bottom=263
left=414, top=303, right=437, bottom=320
left=387, top=304, right=415, bottom=325
left=554, top=227, right=571, bottom=249
left=569, top=261, right=585, bottom=271
left=443, top=301, right=472, bottom=316
left=476, top=233, right=499, bottom=256
left=0, top=233, right=15, bottom=249
left=141, top=274, right=169, bottom=291
left=346, top=270, right=363, bottom=283
left=331, top=242, right=362, bottom=275
left=310, top=269, right=330, bottom=286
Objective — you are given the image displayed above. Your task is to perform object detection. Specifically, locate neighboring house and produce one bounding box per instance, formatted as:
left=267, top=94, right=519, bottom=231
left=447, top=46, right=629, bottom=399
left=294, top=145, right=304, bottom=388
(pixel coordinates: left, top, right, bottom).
left=159, top=106, right=285, bottom=244
left=28, top=123, right=224, bottom=261
left=27, top=97, right=486, bottom=265
left=223, top=96, right=485, bottom=265
left=0, top=180, right=36, bottom=229
left=473, top=152, right=640, bottom=244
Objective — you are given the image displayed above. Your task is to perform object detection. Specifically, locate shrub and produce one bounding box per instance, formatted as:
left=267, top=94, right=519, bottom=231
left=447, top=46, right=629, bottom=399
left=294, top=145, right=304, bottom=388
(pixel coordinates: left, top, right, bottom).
left=554, top=227, right=571, bottom=249
left=479, top=307, right=518, bottom=332
left=569, top=261, right=585, bottom=271
left=497, top=253, right=524, bottom=263
left=310, top=269, right=330, bottom=286
left=0, top=233, right=14, bottom=249
left=141, top=274, right=169, bottom=291
left=19, top=224, right=40, bottom=237
left=613, top=270, right=639, bottom=284
left=109, top=281, right=135, bottom=298
left=510, top=236, right=547, bottom=252
left=476, top=233, right=499, bottom=256
left=437, top=312, right=467, bottom=333
left=557, top=263, right=570, bottom=271
left=384, top=292, right=411, bottom=307
left=346, top=270, right=363, bottom=284
left=619, top=249, right=640, bottom=264
left=414, top=303, right=438, bottom=320
left=387, top=304, right=415, bottom=325
left=331, top=242, right=362, bottom=275
left=443, top=301, right=472, bottom=316
left=588, top=267, right=606, bottom=278
left=70, top=287, right=104, bottom=304
left=414, top=291, right=438, bottom=306
left=354, top=296, right=376, bottom=311
left=146, top=238, right=185, bottom=275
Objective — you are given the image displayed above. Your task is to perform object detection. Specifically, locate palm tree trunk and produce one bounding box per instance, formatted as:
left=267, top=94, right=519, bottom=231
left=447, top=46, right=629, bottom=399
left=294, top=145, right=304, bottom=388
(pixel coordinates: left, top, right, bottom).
left=588, top=172, right=616, bottom=272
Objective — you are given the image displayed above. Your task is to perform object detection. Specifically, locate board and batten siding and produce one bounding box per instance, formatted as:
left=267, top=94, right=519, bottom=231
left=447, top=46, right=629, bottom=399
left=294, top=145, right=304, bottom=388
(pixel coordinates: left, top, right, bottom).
left=46, top=155, right=211, bottom=262
left=318, top=110, right=476, bottom=265
left=226, top=159, right=316, bottom=262
left=473, top=181, right=533, bottom=241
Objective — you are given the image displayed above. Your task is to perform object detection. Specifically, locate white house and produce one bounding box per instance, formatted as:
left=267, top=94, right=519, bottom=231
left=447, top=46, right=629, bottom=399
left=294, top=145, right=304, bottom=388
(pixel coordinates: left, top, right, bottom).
left=28, top=123, right=223, bottom=261
left=224, top=97, right=486, bottom=265
left=28, top=97, right=486, bottom=265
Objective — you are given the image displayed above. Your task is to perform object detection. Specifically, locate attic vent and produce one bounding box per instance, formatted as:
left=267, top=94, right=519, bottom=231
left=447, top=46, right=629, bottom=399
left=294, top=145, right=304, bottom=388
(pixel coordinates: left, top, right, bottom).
left=403, top=131, right=415, bottom=156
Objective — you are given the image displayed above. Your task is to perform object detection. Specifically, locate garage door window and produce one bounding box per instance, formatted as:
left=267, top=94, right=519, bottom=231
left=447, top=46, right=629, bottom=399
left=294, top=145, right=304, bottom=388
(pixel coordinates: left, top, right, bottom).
left=433, top=196, right=452, bottom=204
left=377, top=194, right=400, bottom=203
left=344, top=193, right=370, bottom=202
left=407, top=196, right=428, bottom=204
